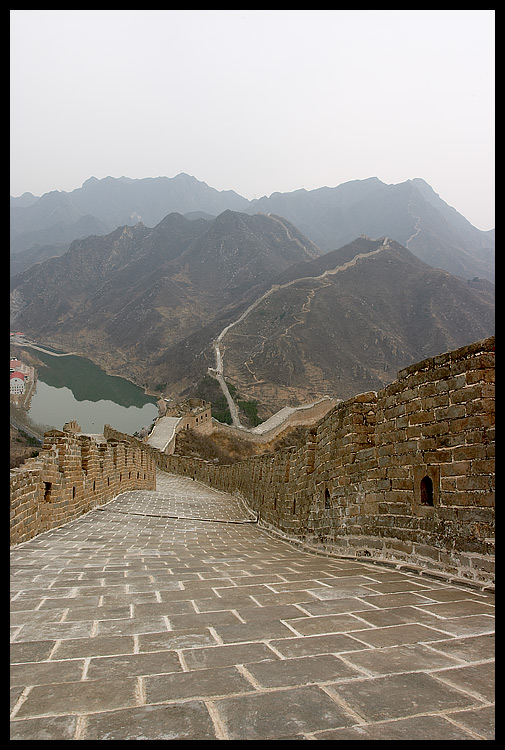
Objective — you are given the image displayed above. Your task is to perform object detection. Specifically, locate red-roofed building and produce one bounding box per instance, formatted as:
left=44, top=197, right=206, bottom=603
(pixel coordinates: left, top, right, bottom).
left=10, top=358, right=30, bottom=373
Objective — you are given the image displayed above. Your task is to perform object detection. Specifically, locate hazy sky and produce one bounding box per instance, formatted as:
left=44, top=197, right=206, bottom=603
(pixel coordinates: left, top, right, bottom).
left=10, top=10, right=495, bottom=230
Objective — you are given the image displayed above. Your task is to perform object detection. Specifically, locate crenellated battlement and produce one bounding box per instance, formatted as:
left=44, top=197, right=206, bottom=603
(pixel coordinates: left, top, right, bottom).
left=10, top=429, right=156, bottom=545
left=11, top=337, right=494, bottom=585
left=150, top=337, right=495, bottom=585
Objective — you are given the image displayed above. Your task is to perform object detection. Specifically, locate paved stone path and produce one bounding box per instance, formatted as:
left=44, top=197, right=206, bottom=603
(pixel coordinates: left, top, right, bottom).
left=146, top=416, right=181, bottom=452
left=11, top=471, right=495, bottom=740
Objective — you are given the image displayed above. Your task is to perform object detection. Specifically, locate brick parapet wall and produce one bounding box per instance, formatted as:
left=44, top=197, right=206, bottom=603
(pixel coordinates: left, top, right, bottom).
left=210, top=397, right=337, bottom=444
left=368, top=337, right=495, bottom=579
left=12, top=337, right=494, bottom=585
left=135, top=337, right=494, bottom=585
left=10, top=431, right=156, bottom=545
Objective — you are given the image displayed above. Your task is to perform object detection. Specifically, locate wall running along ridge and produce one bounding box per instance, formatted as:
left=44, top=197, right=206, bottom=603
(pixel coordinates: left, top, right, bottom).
left=11, top=337, right=494, bottom=586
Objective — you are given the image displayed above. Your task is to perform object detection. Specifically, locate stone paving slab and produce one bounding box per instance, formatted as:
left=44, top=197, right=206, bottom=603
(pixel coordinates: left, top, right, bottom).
left=11, top=471, right=495, bottom=740
left=146, top=416, right=181, bottom=452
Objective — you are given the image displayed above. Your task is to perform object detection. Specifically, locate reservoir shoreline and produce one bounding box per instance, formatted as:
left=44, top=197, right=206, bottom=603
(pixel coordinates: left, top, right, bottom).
left=10, top=340, right=158, bottom=436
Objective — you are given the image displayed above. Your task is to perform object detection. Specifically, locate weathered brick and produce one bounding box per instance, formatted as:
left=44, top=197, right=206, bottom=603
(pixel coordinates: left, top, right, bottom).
left=10, top=429, right=156, bottom=545
left=453, top=444, right=487, bottom=461
left=11, top=337, right=495, bottom=587
left=450, top=384, right=484, bottom=404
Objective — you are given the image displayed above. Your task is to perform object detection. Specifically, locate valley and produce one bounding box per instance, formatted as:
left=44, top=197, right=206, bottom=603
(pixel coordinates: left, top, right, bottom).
left=10, top=174, right=495, bottom=426
left=209, top=238, right=391, bottom=421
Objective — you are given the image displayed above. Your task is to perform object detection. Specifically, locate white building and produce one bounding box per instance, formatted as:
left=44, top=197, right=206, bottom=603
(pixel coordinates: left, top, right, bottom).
left=10, top=371, right=26, bottom=395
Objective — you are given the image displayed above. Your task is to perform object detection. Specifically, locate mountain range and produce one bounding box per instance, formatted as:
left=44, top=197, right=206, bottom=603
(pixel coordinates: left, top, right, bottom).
left=11, top=174, right=494, bottom=282
left=10, top=197, right=494, bottom=417
left=218, top=236, right=494, bottom=406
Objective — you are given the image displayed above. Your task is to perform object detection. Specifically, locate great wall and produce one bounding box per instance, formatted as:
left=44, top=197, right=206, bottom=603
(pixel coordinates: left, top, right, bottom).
left=10, top=336, right=495, bottom=588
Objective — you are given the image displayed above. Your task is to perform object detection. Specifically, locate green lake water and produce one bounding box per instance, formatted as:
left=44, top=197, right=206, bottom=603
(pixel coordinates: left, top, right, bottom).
left=26, top=349, right=158, bottom=435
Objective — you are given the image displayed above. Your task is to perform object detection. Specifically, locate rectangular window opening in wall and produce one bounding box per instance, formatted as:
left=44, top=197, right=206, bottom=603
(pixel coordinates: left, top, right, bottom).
left=324, top=488, right=331, bottom=509
left=43, top=482, right=52, bottom=502
left=420, top=476, right=434, bottom=506
left=413, top=465, right=440, bottom=508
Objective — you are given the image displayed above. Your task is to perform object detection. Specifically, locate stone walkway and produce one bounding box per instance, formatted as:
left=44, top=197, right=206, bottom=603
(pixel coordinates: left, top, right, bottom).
left=146, top=416, right=181, bottom=452
left=11, top=471, right=495, bottom=740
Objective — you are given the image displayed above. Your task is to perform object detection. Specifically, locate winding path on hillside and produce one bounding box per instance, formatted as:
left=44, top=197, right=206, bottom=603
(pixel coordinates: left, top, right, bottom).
left=208, top=239, right=391, bottom=425
left=405, top=187, right=422, bottom=248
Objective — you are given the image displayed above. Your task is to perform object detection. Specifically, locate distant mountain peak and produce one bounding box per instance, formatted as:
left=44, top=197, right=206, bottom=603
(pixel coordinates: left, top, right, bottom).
left=11, top=173, right=494, bottom=282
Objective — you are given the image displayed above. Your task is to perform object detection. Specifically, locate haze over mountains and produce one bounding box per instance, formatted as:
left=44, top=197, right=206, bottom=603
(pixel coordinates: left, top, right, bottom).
left=11, top=174, right=494, bottom=281
left=10, top=175, right=494, bottom=417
